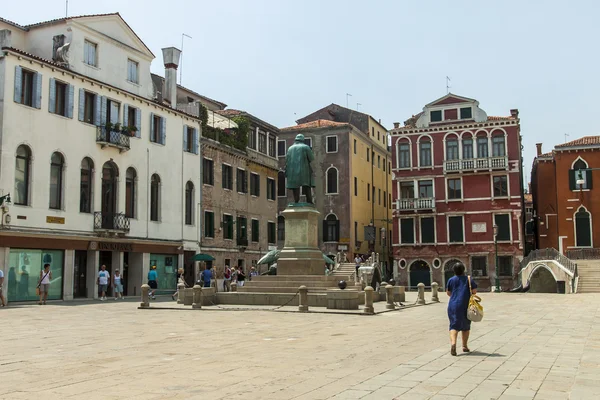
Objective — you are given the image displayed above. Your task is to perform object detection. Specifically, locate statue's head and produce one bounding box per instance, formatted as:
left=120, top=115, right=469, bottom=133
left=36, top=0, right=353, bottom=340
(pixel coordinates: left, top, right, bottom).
left=294, top=133, right=305, bottom=143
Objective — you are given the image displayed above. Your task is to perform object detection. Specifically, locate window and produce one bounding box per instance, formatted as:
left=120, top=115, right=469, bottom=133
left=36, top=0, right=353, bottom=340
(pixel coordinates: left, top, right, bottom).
left=104, top=98, right=120, bottom=125
left=183, top=126, right=198, bottom=154
left=184, top=181, right=194, bottom=225
left=446, top=138, right=459, bottom=160
left=575, top=207, right=592, bottom=247
left=204, top=211, right=215, bottom=238
left=268, top=221, right=276, bottom=244
left=267, top=178, right=276, bottom=200
left=354, top=221, right=358, bottom=244
left=378, top=155, right=381, bottom=169
left=400, top=181, right=414, bottom=199
left=124, top=105, right=140, bottom=137
left=278, top=171, right=286, bottom=197
left=125, top=168, right=136, bottom=218
left=389, top=162, right=391, bottom=173
left=14, top=145, right=31, bottom=205
left=237, top=216, right=248, bottom=242
left=492, top=135, right=505, bottom=157
left=203, top=159, right=214, bottom=185
left=80, top=158, right=93, bottom=213
left=448, top=216, right=464, bottom=243
left=366, top=149, right=370, bottom=162
left=49, top=79, right=71, bottom=117
left=430, top=110, right=442, bottom=122
left=377, top=131, right=380, bottom=141
left=353, top=139, right=357, bottom=154
left=378, top=188, right=381, bottom=205
left=444, top=109, right=457, bottom=120
left=447, top=178, right=462, bottom=200
left=250, top=173, right=260, bottom=196
left=372, top=186, right=376, bottom=203
left=248, top=130, right=256, bottom=150
left=277, top=140, right=286, bottom=157
left=304, top=138, right=312, bottom=148
left=367, top=183, right=370, bottom=201
left=384, top=191, right=387, bottom=208
left=127, top=59, right=139, bottom=83
left=323, top=214, right=340, bottom=242
left=498, top=256, right=512, bottom=277
left=150, top=174, right=160, bottom=221
left=258, top=132, right=267, bottom=153
left=493, top=176, right=508, bottom=197
left=221, top=164, right=233, bottom=190
left=421, top=217, right=435, bottom=244
left=252, top=219, right=260, bottom=242
left=462, top=138, right=473, bottom=159
left=570, top=159, right=592, bottom=190
left=326, top=167, right=338, bottom=194
left=82, top=91, right=97, bottom=124
left=237, top=169, right=248, bottom=193
left=14, top=67, right=41, bottom=108
left=150, top=114, right=165, bottom=145
left=354, top=177, right=358, bottom=196
left=372, top=127, right=375, bottom=137
left=49, top=152, right=64, bottom=210
left=477, top=137, right=488, bottom=158
left=383, top=161, right=386, bottom=172
left=494, top=214, right=511, bottom=241
left=84, top=40, right=97, bottom=66
left=471, top=256, right=487, bottom=277
left=372, top=151, right=375, bottom=165
left=398, top=143, right=410, bottom=168
left=389, top=194, right=392, bottom=209
left=400, top=218, right=415, bottom=244
left=460, top=107, right=472, bottom=119
left=268, top=136, right=276, bottom=157
left=277, top=216, right=285, bottom=241
left=326, top=136, right=338, bottom=153
left=418, top=180, right=433, bottom=198
left=419, top=141, right=432, bottom=167
left=223, top=214, right=234, bottom=240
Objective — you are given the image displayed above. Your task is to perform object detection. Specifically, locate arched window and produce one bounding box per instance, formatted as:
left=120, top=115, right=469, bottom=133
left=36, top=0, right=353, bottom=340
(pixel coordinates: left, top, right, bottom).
left=492, top=132, right=506, bottom=157
left=326, top=167, right=338, bottom=194
left=419, top=138, right=432, bottom=167
left=575, top=207, right=592, bottom=247
left=570, top=158, right=592, bottom=190
left=150, top=174, right=160, bottom=221
left=277, top=215, right=285, bottom=241
left=277, top=171, right=286, bottom=197
left=14, top=145, right=32, bottom=205
left=476, top=134, right=488, bottom=158
left=80, top=158, right=94, bottom=213
left=397, top=140, right=411, bottom=168
left=462, top=134, right=473, bottom=160
left=445, top=136, right=459, bottom=160
left=125, top=168, right=136, bottom=218
left=49, top=152, right=64, bottom=209
left=323, top=214, right=340, bottom=242
left=185, top=181, right=194, bottom=225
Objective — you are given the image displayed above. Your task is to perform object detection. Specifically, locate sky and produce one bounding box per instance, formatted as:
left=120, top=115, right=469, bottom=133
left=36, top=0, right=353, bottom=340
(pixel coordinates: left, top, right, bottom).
left=5, top=0, right=600, bottom=183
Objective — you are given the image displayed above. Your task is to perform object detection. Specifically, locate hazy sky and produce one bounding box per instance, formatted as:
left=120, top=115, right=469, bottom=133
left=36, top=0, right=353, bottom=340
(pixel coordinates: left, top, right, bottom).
left=5, top=0, right=600, bottom=181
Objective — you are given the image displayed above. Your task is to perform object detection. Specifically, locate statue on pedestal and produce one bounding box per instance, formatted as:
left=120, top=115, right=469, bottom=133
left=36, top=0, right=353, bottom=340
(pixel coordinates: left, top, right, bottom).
left=285, top=133, right=315, bottom=204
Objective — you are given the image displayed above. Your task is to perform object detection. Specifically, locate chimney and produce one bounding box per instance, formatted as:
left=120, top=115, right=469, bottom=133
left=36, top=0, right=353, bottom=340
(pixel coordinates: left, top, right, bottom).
left=536, top=143, right=543, bottom=156
left=161, top=47, right=181, bottom=107
left=0, top=29, right=12, bottom=48
left=393, top=122, right=400, bottom=129
left=510, top=109, right=519, bottom=118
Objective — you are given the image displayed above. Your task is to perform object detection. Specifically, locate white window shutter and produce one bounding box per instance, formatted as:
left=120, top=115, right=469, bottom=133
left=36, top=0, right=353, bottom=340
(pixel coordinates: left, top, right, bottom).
left=160, top=117, right=166, bottom=145
left=94, top=94, right=102, bottom=125
left=123, top=104, right=129, bottom=127
left=78, top=89, right=85, bottom=121
left=14, top=66, right=22, bottom=103
left=48, top=78, right=56, bottom=114
left=33, top=72, right=42, bottom=109
left=135, top=108, right=141, bottom=137
left=183, top=125, right=188, bottom=151
left=193, top=128, right=199, bottom=154
left=100, top=97, right=107, bottom=125
left=66, top=84, right=74, bottom=118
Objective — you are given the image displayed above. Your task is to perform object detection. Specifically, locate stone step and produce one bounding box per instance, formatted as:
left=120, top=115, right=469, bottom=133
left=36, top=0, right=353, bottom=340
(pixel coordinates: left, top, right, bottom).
left=243, top=281, right=348, bottom=288
left=237, top=286, right=361, bottom=294
left=251, top=275, right=350, bottom=282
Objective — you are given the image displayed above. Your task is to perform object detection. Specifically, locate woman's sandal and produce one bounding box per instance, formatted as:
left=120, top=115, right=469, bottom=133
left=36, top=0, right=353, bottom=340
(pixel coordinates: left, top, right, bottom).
left=463, top=346, right=470, bottom=353
left=451, top=345, right=457, bottom=356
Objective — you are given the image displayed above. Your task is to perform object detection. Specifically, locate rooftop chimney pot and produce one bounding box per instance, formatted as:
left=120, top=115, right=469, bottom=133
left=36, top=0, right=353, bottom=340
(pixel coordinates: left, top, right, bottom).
left=393, top=122, right=400, bottom=129
left=536, top=143, right=543, bottom=156
left=510, top=109, right=519, bottom=118
left=161, top=47, right=181, bottom=107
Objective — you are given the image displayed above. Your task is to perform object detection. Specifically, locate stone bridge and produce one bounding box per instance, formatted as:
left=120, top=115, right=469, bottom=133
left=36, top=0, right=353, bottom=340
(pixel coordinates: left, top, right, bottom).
left=520, top=260, right=576, bottom=294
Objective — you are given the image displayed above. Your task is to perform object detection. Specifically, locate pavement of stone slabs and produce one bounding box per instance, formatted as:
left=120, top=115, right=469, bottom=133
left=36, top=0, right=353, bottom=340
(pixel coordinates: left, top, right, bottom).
left=1, top=292, right=599, bottom=400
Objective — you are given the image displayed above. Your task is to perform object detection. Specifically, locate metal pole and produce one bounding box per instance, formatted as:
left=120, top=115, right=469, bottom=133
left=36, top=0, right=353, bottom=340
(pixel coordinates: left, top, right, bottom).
left=495, top=234, right=499, bottom=292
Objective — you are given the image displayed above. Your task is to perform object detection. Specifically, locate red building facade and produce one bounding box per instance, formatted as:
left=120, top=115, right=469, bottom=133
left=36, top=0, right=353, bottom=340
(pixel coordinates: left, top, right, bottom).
left=390, top=94, right=524, bottom=291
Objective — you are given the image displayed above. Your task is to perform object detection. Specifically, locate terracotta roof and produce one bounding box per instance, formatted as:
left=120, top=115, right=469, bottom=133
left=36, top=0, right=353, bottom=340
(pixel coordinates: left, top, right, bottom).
left=215, top=109, right=243, bottom=117
left=537, top=151, right=554, bottom=158
left=281, top=119, right=351, bottom=132
left=0, top=17, right=27, bottom=30
left=555, top=136, right=600, bottom=149
left=487, top=116, right=516, bottom=121
left=23, top=13, right=119, bottom=29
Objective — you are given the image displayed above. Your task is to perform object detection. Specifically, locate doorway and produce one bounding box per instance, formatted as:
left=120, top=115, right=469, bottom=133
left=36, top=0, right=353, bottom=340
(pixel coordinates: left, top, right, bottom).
left=101, top=162, right=118, bottom=229
left=73, top=250, right=88, bottom=298
left=409, top=260, right=431, bottom=289
left=184, top=251, right=195, bottom=286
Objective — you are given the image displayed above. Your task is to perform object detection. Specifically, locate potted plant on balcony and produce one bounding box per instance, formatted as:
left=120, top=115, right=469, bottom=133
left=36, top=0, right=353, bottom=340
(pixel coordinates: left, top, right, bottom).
left=121, top=125, right=138, bottom=137
left=113, top=123, right=122, bottom=133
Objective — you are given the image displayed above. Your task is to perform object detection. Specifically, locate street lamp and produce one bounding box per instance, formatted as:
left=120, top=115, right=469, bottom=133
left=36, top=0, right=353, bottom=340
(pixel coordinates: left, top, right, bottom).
left=493, top=224, right=499, bottom=292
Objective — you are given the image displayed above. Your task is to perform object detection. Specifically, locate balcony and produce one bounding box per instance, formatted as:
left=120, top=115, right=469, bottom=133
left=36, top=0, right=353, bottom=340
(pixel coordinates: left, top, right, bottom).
left=444, top=156, right=508, bottom=173
left=94, top=212, right=130, bottom=233
left=397, top=198, right=436, bottom=211
left=96, top=126, right=131, bottom=152
left=237, top=237, right=249, bottom=247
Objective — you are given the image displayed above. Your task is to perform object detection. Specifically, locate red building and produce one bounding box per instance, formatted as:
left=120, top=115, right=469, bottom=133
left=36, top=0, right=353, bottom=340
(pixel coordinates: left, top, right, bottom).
left=390, top=94, right=524, bottom=291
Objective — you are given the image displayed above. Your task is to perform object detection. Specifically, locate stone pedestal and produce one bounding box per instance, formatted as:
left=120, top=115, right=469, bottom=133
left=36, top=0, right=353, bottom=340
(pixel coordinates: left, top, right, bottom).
left=183, top=288, right=194, bottom=306
left=277, top=206, right=324, bottom=276
left=327, top=290, right=359, bottom=310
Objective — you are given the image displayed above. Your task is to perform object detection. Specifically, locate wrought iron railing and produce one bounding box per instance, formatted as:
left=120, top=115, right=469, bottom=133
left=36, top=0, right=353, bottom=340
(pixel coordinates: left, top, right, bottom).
left=94, top=212, right=130, bottom=232
left=520, top=248, right=578, bottom=275
left=237, top=237, right=249, bottom=247
left=444, top=156, right=508, bottom=172
left=566, top=248, right=600, bottom=260
left=397, top=197, right=435, bottom=210
left=96, top=127, right=131, bottom=150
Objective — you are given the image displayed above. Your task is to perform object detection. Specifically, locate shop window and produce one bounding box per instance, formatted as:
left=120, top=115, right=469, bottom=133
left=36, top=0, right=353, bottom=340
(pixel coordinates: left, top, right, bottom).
left=150, top=254, right=178, bottom=291
left=7, top=249, right=64, bottom=302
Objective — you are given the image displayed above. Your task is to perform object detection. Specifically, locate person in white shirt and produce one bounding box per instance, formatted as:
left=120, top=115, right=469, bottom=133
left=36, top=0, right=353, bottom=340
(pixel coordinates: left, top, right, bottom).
left=38, top=264, right=52, bottom=305
left=113, top=269, right=124, bottom=300
left=354, top=255, right=362, bottom=277
left=97, top=265, right=110, bottom=301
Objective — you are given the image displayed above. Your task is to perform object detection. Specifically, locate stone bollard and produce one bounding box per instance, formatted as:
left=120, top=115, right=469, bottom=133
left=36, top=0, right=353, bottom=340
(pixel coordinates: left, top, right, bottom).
left=140, top=284, right=150, bottom=308
left=385, top=284, right=396, bottom=310
left=363, top=286, right=374, bottom=314
left=298, top=285, right=308, bottom=312
left=176, top=283, right=185, bottom=304
left=192, top=284, right=202, bottom=309
left=417, top=282, right=426, bottom=305
left=431, top=282, right=440, bottom=302
left=231, top=282, right=237, bottom=292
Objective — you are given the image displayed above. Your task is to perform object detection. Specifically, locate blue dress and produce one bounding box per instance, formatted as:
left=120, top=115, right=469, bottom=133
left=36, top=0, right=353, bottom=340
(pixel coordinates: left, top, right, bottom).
left=447, top=275, right=477, bottom=331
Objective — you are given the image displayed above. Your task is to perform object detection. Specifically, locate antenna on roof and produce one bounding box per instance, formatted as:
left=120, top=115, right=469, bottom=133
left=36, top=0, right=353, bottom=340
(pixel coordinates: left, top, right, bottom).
left=346, top=93, right=352, bottom=108
left=564, top=133, right=570, bottom=143
left=446, top=76, right=451, bottom=94
left=356, top=103, right=362, bottom=111
left=179, top=33, right=192, bottom=85
left=65, top=0, right=68, bottom=17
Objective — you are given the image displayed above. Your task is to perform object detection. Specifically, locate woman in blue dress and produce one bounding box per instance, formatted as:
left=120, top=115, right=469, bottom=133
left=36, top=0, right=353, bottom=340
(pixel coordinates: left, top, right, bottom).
left=446, top=263, right=477, bottom=356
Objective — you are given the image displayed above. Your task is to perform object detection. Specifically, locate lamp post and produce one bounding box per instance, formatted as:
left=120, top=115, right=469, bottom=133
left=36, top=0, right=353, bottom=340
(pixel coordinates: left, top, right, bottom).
left=493, top=224, right=499, bottom=292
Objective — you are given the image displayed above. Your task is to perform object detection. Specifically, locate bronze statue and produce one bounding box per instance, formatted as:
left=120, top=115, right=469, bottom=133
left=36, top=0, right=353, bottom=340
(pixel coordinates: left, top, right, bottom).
left=285, top=133, right=315, bottom=204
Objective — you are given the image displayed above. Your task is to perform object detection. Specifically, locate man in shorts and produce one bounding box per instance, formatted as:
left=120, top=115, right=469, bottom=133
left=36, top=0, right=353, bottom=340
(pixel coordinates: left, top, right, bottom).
left=97, top=265, right=110, bottom=301
left=148, top=265, right=158, bottom=300
left=0, top=268, right=6, bottom=307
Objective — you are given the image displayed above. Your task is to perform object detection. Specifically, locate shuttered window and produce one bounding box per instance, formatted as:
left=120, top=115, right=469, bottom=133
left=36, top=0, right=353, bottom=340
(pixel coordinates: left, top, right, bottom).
left=48, top=79, right=73, bottom=117
left=400, top=218, right=415, bottom=244
left=448, top=216, right=464, bottom=243
left=494, top=214, right=511, bottom=241
left=204, top=211, right=215, bottom=238
left=150, top=114, right=166, bottom=145
left=421, top=217, right=435, bottom=244
left=14, top=66, right=41, bottom=108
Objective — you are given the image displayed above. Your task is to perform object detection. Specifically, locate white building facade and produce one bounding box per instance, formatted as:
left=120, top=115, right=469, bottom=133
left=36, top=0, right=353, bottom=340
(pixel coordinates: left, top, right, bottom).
left=0, top=14, right=204, bottom=302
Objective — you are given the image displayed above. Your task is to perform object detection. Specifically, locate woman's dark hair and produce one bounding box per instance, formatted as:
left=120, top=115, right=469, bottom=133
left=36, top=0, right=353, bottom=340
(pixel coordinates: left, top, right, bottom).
left=453, top=263, right=465, bottom=276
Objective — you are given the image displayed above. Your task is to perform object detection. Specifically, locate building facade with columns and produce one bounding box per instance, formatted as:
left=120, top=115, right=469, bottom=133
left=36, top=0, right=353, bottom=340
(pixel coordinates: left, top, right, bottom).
left=0, top=14, right=204, bottom=302
left=390, top=94, right=524, bottom=291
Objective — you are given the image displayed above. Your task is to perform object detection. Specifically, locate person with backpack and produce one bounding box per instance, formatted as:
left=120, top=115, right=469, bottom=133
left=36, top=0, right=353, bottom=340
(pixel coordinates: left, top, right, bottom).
left=223, top=265, right=232, bottom=292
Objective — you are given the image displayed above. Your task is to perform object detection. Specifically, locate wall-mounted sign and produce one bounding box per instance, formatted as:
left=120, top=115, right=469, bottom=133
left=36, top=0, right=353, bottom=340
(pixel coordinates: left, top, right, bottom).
left=337, top=244, right=348, bottom=251
left=472, top=222, right=487, bottom=233
left=46, top=216, right=65, bottom=224
left=89, top=241, right=133, bottom=252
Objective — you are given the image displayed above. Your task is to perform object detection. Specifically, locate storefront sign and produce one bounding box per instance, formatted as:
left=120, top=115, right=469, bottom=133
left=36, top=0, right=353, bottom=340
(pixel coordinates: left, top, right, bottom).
left=337, top=244, right=348, bottom=251
left=46, top=216, right=65, bottom=224
left=89, top=241, right=133, bottom=252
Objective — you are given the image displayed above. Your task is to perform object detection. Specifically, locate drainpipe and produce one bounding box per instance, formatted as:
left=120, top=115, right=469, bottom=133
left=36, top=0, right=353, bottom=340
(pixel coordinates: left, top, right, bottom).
left=146, top=148, right=149, bottom=239
left=370, top=144, right=375, bottom=254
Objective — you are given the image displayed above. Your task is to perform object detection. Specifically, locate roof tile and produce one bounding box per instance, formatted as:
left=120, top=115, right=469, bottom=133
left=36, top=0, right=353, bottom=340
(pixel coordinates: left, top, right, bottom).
left=555, top=136, right=600, bottom=148
left=281, top=119, right=350, bottom=131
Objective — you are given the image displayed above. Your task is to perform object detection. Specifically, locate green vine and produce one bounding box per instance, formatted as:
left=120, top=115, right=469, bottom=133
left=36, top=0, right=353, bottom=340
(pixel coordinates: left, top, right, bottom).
left=198, top=104, right=249, bottom=152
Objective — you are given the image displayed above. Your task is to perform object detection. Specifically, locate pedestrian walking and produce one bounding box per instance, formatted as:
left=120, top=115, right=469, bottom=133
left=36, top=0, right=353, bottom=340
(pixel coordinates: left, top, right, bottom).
left=172, top=268, right=185, bottom=300
left=148, top=266, right=158, bottom=300
left=446, top=263, right=478, bottom=356
left=354, top=255, right=362, bottom=277
left=97, top=265, right=110, bottom=301
left=0, top=268, right=6, bottom=307
left=249, top=266, right=258, bottom=281
left=200, top=265, right=212, bottom=288
left=37, top=263, right=52, bottom=305
left=223, top=265, right=232, bottom=292
left=236, top=267, right=246, bottom=287
left=113, top=270, right=124, bottom=300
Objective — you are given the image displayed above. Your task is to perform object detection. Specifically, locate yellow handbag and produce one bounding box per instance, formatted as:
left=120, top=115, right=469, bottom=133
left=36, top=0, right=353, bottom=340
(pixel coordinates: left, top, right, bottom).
left=467, top=275, right=484, bottom=322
